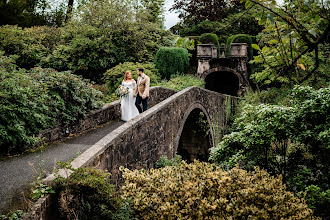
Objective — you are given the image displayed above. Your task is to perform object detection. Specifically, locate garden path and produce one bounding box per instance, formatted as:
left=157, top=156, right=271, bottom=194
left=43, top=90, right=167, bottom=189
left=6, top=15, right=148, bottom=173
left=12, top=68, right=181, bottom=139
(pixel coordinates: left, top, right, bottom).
left=0, top=120, right=124, bottom=214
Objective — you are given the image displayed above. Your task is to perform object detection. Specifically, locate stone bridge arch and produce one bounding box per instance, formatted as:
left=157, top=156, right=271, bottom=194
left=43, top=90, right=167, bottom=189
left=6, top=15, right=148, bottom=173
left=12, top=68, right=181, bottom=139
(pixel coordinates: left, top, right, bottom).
left=202, top=67, right=243, bottom=96
left=174, top=102, right=214, bottom=162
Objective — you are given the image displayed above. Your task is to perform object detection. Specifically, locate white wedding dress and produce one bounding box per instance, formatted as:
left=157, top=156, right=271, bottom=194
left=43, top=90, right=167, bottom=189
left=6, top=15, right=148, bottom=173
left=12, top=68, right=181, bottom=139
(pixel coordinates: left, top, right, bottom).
left=121, top=80, right=139, bottom=122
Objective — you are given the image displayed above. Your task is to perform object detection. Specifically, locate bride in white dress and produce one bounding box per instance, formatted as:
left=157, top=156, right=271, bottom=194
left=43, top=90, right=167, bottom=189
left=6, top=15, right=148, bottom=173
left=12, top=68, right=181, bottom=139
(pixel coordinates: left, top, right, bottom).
left=120, top=71, right=139, bottom=121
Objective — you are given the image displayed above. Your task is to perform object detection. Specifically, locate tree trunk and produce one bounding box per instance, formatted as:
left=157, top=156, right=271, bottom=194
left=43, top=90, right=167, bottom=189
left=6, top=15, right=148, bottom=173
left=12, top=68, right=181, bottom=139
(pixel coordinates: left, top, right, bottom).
left=65, top=0, right=74, bottom=22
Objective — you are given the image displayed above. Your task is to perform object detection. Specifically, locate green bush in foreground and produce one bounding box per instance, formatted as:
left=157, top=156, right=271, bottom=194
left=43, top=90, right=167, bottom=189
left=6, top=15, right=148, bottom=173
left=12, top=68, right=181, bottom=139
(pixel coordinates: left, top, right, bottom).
left=122, top=160, right=316, bottom=219
left=55, top=165, right=132, bottom=220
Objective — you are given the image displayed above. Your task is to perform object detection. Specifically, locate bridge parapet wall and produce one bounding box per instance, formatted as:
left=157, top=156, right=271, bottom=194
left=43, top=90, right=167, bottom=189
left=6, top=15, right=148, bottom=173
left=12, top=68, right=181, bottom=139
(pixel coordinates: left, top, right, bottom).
left=39, top=86, right=176, bottom=144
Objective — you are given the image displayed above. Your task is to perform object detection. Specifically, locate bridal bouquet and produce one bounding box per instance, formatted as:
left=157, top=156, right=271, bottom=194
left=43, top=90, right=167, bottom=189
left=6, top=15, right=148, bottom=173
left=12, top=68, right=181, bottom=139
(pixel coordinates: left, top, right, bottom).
left=115, top=85, right=129, bottom=97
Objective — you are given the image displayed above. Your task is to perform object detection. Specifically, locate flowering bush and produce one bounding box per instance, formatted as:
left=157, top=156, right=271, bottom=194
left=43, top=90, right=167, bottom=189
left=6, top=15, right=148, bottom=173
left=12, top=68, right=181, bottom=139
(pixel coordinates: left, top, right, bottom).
left=122, top=160, right=316, bottom=219
left=115, top=85, right=129, bottom=98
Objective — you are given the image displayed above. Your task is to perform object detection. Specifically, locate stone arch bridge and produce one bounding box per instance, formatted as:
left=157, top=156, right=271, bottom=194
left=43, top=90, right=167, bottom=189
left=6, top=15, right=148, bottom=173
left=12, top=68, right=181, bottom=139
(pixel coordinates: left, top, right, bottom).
left=43, top=87, right=235, bottom=186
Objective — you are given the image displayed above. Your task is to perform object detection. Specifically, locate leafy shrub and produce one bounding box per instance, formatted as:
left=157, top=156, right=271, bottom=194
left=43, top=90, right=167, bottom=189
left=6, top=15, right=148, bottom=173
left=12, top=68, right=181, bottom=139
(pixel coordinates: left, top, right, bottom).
left=155, top=47, right=189, bottom=79
left=29, top=67, right=104, bottom=126
left=0, top=69, right=55, bottom=153
left=155, top=73, right=204, bottom=91
left=0, top=53, right=103, bottom=154
left=0, top=209, right=28, bottom=220
left=304, top=185, right=330, bottom=217
left=0, top=25, right=61, bottom=69
left=31, top=184, right=55, bottom=201
left=122, top=160, right=315, bottom=219
left=103, top=62, right=161, bottom=94
left=42, top=24, right=119, bottom=83
left=55, top=165, right=132, bottom=220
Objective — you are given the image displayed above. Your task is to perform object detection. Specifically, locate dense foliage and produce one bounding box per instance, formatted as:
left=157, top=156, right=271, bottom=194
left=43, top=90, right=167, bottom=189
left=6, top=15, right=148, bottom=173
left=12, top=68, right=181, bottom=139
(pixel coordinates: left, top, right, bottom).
left=0, top=0, right=66, bottom=27
left=246, top=0, right=329, bottom=86
left=171, top=3, right=262, bottom=44
left=55, top=164, right=131, bottom=220
left=0, top=53, right=103, bottom=155
left=155, top=47, right=189, bottom=79
left=0, top=0, right=173, bottom=83
left=210, top=85, right=330, bottom=218
left=122, top=160, right=315, bottom=219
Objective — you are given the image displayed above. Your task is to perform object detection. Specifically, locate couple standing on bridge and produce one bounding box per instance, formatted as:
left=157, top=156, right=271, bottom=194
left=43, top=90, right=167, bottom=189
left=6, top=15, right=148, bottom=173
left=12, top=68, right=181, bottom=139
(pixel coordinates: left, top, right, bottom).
left=120, top=68, right=150, bottom=122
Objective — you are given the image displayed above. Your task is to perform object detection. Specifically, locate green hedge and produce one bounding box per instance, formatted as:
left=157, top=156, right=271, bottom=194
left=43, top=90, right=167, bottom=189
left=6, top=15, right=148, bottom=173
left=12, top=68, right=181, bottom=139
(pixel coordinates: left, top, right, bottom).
left=0, top=53, right=103, bottom=155
left=155, top=47, right=189, bottom=79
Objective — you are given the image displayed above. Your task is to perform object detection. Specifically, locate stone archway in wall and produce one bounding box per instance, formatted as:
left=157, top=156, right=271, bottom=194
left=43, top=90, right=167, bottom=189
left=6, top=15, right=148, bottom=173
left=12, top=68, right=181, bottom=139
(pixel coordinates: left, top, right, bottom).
left=202, top=67, right=243, bottom=96
left=175, top=103, right=214, bottom=163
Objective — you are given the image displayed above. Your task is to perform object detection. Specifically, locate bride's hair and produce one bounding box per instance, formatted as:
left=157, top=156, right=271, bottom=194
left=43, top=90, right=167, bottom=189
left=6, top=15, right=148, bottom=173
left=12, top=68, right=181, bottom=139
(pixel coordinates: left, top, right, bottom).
left=124, top=70, right=131, bottom=81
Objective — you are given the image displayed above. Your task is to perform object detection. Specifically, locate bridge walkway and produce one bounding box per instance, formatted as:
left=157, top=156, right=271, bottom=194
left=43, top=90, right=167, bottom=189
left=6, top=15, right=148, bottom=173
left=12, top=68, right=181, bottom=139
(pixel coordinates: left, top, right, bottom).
left=0, top=120, right=124, bottom=214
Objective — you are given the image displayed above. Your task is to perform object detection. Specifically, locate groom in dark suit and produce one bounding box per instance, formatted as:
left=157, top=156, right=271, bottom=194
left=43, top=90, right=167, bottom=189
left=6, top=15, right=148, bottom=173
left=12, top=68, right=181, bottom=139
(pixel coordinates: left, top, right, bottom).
left=134, top=68, right=150, bottom=113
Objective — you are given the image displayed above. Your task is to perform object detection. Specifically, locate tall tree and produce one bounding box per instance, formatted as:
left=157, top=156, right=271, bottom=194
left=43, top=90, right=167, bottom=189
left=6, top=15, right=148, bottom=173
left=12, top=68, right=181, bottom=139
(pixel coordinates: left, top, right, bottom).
left=65, top=0, right=74, bottom=22
left=169, top=0, right=241, bottom=24
left=140, top=0, right=165, bottom=24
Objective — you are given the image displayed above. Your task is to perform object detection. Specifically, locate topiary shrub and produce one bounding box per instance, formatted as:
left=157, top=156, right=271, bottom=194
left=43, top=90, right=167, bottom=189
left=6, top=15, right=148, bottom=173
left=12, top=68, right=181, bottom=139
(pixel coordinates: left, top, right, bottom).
left=103, top=62, right=161, bottom=94
left=225, top=34, right=253, bottom=60
left=54, top=164, right=132, bottom=220
left=155, top=47, right=189, bottom=79
left=199, top=33, right=220, bottom=47
left=122, top=160, right=316, bottom=219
